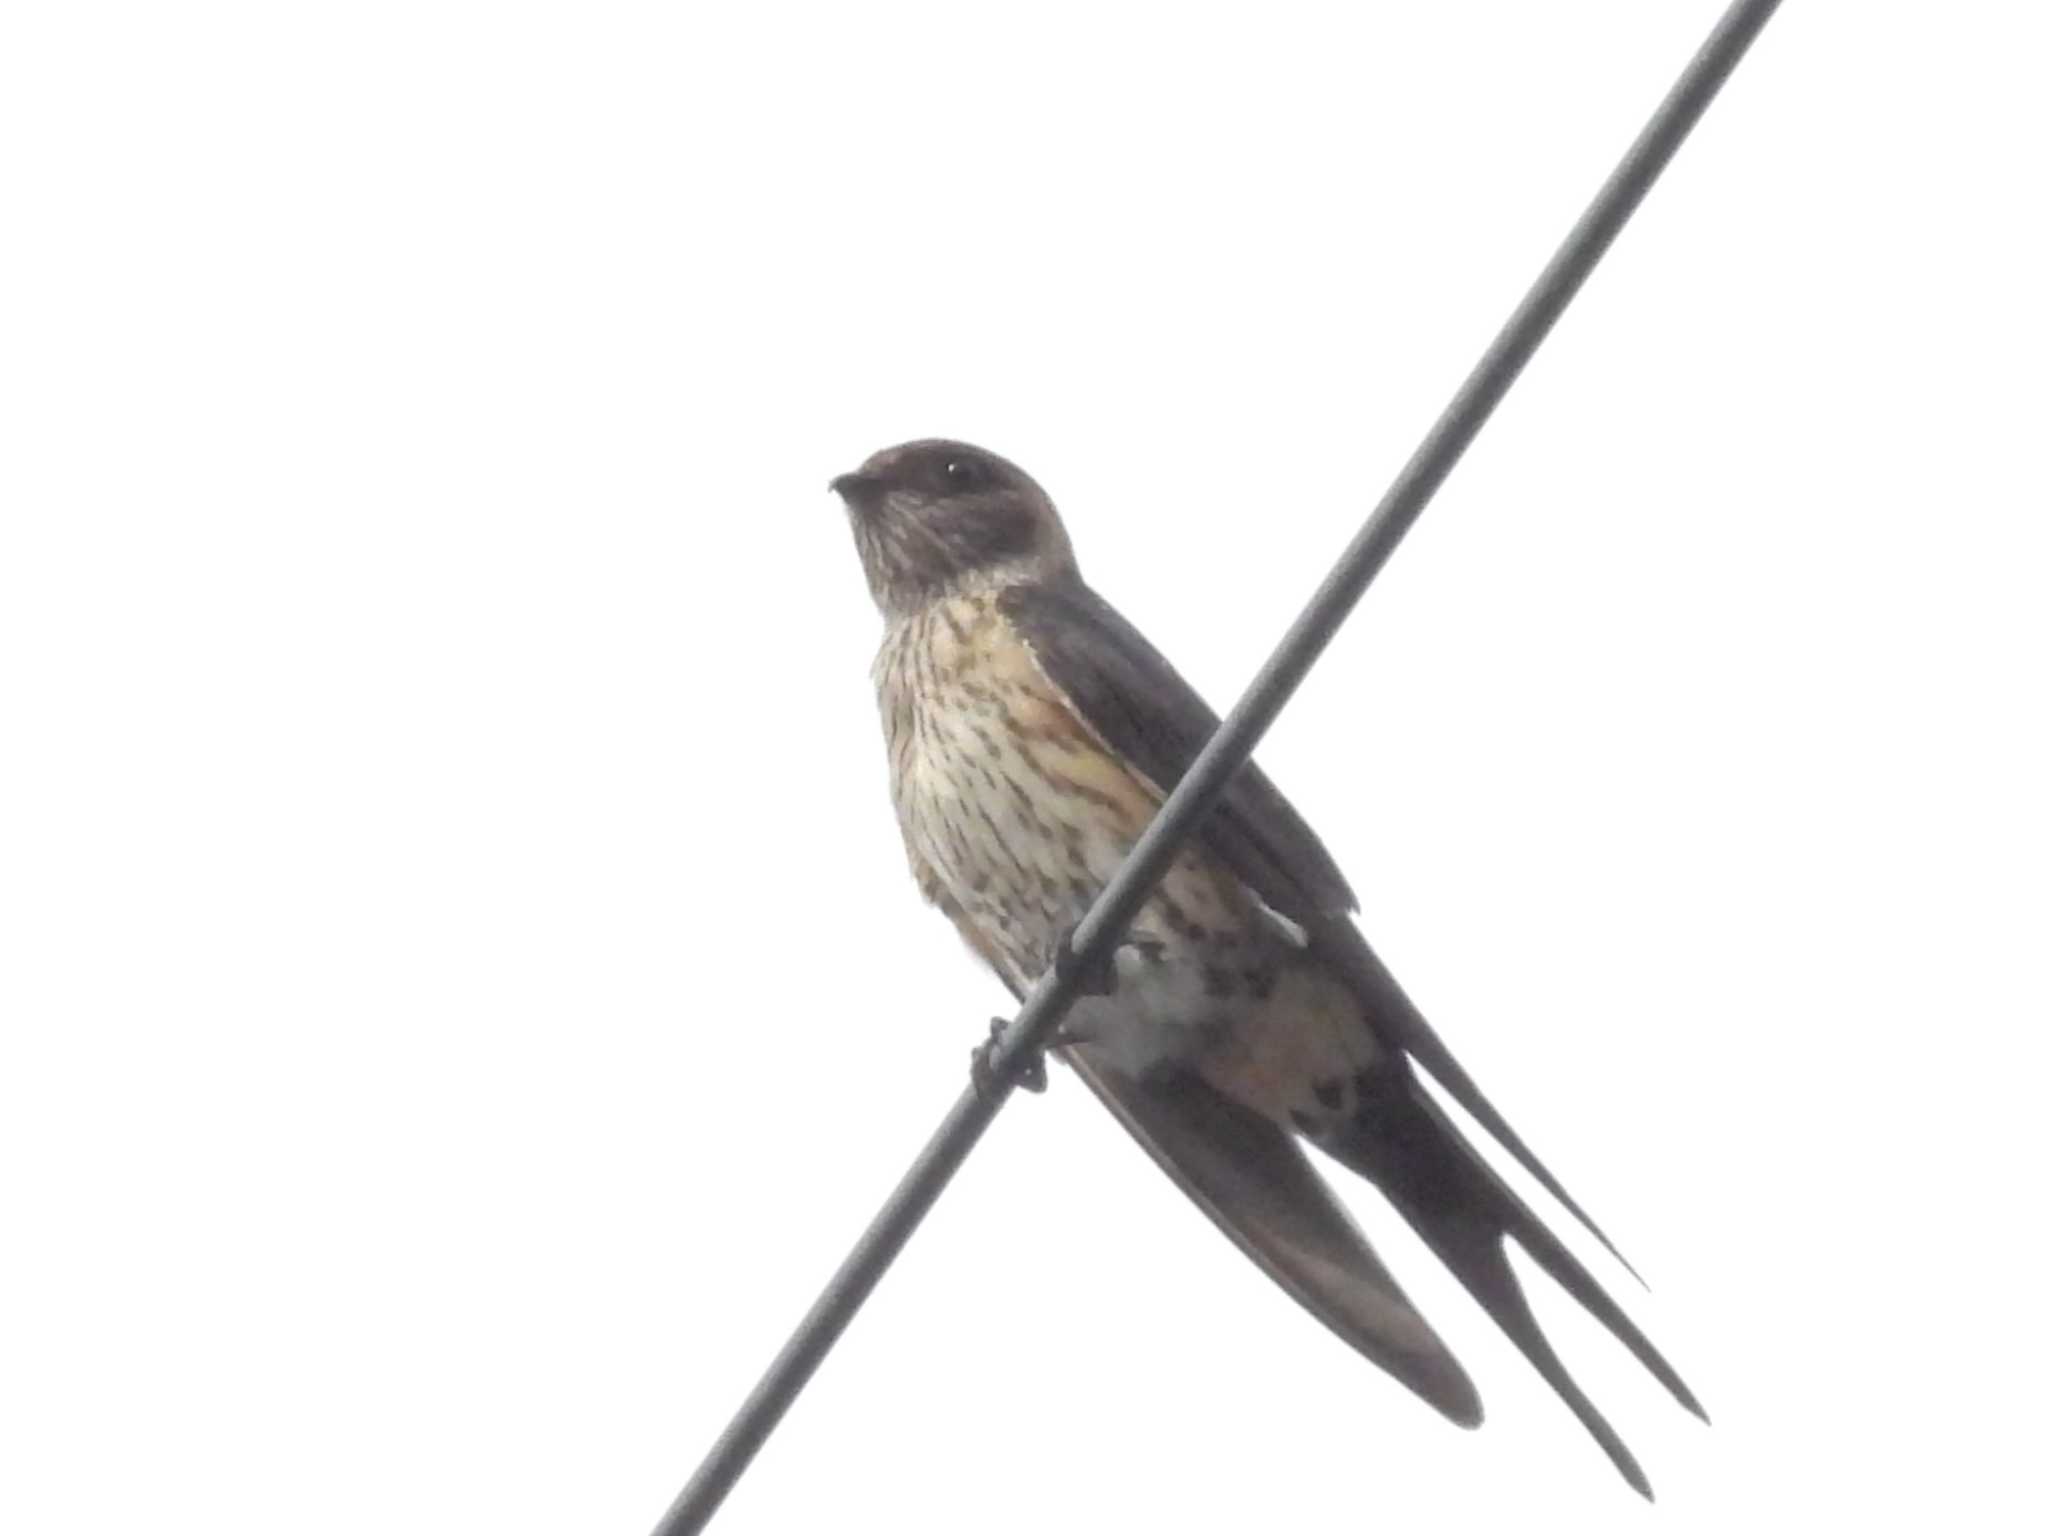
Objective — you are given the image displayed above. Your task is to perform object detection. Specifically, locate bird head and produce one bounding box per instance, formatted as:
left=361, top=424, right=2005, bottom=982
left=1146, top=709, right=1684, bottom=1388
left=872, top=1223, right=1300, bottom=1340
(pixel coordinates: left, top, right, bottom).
left=831, top=440, right=1077, bottom=619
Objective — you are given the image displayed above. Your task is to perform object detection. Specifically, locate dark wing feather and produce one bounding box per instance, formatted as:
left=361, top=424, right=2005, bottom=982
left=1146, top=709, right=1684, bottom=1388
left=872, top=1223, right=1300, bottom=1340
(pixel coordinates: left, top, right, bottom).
left=1061, top=1046, right=1482, bottom=1427
left=1315, top=922, right=1645, bottom=1281
left=1001, top=578, right=1636, bottom=1275
left=997, top=581, right=1355, bottom=923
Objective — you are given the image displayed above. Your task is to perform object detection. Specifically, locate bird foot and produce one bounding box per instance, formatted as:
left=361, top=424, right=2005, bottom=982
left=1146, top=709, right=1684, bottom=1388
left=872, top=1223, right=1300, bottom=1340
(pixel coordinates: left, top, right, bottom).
left=971, top=1018, right=1048, bottom=1098
left=1053, top=925, right=1121, bottom=998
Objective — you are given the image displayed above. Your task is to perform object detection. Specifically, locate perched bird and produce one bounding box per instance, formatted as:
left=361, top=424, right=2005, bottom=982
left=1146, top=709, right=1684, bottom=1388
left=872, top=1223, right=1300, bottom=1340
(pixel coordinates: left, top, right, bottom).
left=832, top=438, right=1702, bottom=1496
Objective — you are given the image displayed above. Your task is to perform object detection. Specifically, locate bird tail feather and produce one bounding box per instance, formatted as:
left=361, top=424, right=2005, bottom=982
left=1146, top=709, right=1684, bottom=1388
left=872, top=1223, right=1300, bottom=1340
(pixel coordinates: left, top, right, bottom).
left=1318, top=1060, right=1705, bottom=1500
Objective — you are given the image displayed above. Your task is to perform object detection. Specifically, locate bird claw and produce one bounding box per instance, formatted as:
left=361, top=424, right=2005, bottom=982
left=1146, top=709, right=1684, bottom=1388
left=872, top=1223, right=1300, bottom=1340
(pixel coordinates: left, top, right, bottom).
left=973, top=927, right=1132, bottom=1096
left=971, top=1017, right=1047, bottom=1098
left=1053, top=925, right=1120, bottom=998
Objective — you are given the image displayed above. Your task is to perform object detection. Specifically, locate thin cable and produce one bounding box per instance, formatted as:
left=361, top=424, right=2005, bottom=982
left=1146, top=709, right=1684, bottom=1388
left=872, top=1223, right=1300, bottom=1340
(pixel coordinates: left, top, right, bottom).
left=652, top=3, right=1779, bottom=1529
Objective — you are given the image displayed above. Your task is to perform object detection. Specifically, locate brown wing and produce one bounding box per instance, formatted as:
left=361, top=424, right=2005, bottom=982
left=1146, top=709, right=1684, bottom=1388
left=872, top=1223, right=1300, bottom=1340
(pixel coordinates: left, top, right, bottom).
left=1062, top=1045, right=1482, bottom=1426
left=999, top=578, right=1639, bottom=1274
left=997, top=581, right=1355, bottom=928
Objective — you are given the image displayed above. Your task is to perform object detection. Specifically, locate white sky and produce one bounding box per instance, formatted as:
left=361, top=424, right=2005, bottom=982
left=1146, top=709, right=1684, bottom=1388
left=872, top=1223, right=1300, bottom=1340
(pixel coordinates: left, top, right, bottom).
left=5, top=3, right=2046, bottom=1531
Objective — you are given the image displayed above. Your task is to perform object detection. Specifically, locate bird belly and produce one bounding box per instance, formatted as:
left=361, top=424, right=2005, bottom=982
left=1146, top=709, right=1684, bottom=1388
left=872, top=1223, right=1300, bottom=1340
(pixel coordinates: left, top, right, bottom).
left=876, top=596, right=1364, bottom=1094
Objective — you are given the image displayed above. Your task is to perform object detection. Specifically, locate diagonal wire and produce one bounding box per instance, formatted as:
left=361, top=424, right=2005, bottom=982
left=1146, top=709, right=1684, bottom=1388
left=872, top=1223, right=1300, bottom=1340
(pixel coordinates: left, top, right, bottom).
left=651, top=2, right=1780, bottom=1530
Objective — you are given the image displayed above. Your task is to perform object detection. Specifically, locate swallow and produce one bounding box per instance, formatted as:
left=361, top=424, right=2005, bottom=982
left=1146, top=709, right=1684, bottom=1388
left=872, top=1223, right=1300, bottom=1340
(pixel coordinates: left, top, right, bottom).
left=832, top=439, right=1703, bottom=1496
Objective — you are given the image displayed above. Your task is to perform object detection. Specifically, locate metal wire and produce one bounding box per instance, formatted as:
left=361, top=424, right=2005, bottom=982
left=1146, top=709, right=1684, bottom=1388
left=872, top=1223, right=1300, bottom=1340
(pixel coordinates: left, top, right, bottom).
left=651, top=3, right=1780, bottom=1529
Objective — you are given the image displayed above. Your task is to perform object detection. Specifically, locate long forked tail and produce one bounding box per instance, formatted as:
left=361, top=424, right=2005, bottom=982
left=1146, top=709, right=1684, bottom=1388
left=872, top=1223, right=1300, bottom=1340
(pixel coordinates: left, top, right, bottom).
left=1319, top=1059, right=1706, bottom=1500
left=1325, top=924, right=1644, bottom=1282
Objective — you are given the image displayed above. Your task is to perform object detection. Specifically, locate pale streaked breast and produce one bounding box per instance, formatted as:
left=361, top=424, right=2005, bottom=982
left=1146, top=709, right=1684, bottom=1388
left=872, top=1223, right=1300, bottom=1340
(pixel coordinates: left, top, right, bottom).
left=871, top=588, right=1331, bottom=1082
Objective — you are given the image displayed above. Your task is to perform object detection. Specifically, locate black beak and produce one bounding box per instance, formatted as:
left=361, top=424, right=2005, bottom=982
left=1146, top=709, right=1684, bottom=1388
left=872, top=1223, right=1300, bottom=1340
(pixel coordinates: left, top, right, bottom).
left=829, top=471, right=882, bottom=505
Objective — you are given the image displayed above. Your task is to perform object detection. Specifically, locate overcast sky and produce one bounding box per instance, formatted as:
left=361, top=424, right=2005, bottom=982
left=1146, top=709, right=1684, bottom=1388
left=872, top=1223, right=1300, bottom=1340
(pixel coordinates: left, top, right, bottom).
left=5, top=3, right=2045, bottom=1532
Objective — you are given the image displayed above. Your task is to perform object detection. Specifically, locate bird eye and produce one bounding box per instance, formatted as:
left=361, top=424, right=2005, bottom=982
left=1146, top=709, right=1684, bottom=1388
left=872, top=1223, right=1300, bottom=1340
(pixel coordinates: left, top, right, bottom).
left=943, top=458, right=981, bottom=488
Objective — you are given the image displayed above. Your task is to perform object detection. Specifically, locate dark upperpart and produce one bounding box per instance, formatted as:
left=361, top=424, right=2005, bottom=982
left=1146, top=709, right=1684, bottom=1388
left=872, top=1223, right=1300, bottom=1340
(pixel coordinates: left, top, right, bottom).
left=831, top=440, right=1079, bottom=619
